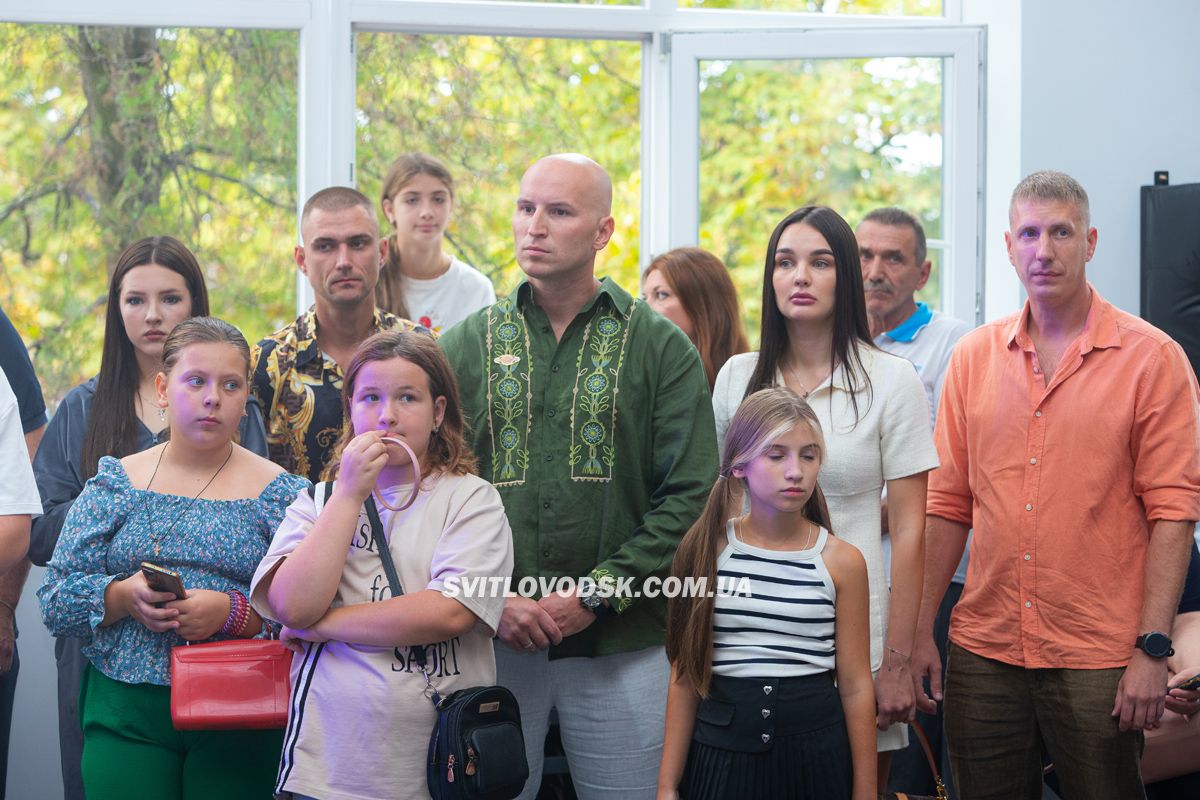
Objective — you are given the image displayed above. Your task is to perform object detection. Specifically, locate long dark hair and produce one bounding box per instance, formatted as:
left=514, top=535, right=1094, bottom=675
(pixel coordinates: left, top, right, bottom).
left=644, top=247, right=749, bottom=390
left=745, top=206, right=874, bottom=427
left=81, top=236, right=209, bottom=481
left=667, top=387, right=833, bottom=695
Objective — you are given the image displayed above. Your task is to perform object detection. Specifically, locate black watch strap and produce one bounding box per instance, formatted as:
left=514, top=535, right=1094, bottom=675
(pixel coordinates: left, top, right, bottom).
left=1135, top=632, right=1175, bottom=659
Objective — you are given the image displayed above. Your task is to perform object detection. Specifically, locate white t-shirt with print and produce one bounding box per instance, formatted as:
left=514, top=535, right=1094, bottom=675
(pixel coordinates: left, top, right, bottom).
left=403, top=257, right=496, bottom=334
left=250, top=472, right=513, bottom=800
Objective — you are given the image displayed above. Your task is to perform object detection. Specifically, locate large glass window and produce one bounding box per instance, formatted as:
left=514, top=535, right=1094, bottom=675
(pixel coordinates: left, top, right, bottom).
left=356, top=32, right=642, bottom=298
left=696, top=55, right=944, bottom=326
left=0, top=23, right=297, bottom=404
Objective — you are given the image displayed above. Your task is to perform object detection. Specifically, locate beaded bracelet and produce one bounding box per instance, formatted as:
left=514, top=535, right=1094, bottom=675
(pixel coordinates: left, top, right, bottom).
left=220, top=590, right=250, bottom=637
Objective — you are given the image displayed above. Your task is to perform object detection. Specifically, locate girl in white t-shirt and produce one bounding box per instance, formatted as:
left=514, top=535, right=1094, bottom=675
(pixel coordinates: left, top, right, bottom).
left=659, top=387, right=875, bottom=800
left=376, top=152, right=496, bottom=333
left=250, top=329, right=513, bottom=800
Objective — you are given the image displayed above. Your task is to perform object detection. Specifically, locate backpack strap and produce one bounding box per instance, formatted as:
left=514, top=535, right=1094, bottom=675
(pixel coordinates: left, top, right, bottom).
left=306, top=480, right=336, bottom=514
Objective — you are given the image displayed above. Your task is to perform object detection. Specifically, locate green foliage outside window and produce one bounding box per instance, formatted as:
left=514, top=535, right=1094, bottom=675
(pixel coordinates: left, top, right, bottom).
left=355, top=33, right=643, bottom=301
left=1, top=5, right=945, bottom=406
left=0, top=24, right=297, bottom=406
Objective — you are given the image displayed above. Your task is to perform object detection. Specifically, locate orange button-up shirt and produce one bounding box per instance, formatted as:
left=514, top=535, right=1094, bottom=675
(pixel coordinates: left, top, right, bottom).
left=928, top=287, right=1200, bottom=669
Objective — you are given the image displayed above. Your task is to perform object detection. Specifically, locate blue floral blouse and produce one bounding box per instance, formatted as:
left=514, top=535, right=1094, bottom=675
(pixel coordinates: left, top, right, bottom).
left=38, top=455, right=310, bottom=686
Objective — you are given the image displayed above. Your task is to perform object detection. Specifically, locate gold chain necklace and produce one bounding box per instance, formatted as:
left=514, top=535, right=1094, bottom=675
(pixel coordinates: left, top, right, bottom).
left=783, top=357, right=832, bottom=400
left=736, top=516, right=816, bottom=551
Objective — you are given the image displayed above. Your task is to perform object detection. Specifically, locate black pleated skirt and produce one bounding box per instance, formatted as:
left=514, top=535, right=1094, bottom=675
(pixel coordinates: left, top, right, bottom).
left=681, top=672, right=853, bottom=800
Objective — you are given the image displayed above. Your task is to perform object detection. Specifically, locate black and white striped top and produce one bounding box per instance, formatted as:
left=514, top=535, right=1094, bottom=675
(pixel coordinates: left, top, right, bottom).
left=711, top=519, right=836, bottom=678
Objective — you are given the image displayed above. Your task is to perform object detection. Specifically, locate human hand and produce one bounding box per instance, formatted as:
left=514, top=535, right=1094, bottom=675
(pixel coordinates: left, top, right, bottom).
left=497, top=596, right=563, bottom=652
left=120, top=572, right=181, bottom=633
left=334, top=431, right=390, bottom=504
left=1112, top=650, right=1169, bottom=731
left=166, top=589, right=232, bottom=642
left=875, top=650, right=915, bottom=730
left=654, top=787, right=680, bottom=800
left=538, top=591, right=597, bottom=639
left=911, top=629, right=942, bottom=715
left=1166, top=667, right=1200, bottom=717
left=279, top=624, right=328, bottom=654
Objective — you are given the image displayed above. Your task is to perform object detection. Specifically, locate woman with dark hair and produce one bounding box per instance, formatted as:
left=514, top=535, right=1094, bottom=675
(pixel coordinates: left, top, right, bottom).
left=30, top=237, right=268, bottom=800
left=642, top=247, right=749, bottom=389
left=711, top=206, right=938, bottom=784
left=40, top=316, right=308, bottom=800
left=376, top=152, right=495, bottom=332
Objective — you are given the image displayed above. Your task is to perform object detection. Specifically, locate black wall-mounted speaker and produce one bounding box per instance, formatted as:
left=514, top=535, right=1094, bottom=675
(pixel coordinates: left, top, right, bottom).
left=1141, top=182, right=1200, bottom=378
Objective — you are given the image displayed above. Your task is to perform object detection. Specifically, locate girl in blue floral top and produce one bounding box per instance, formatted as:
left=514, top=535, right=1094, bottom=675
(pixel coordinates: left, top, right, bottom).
left=39, top=317, right=309, bottom=800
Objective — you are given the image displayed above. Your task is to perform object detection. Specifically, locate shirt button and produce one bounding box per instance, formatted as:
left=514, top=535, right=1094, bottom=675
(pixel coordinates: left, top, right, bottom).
left=1029, top=457, right=1037, bottom=465
left=1025, top=503, right=1033, bottom=511
left=542, top=501, right=551, bottom=509
left=542, top=550, right=551, bottom=558
left=1035, top=410, right=1043, bottom=417
left=762, top=708, right=771, bottom=718
left=761, top=733, right=771, bottom=744
left=1033, top=366, right=1041, bottom=374
left=544, top=454, right=553, bottom=462
left=1024, top=553, right=1031, bottom=561
left=1025, top=600, right=1032, bottom=608
left=552, top=365, right=560, bottom=373
left=541, top=325, right=550, bottom=333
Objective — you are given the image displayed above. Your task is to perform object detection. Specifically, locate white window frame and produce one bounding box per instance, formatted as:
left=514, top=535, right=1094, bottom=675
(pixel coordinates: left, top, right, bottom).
left=668, top=26, right=983, bottom=320
left=3, top=0, right=982, bottom=319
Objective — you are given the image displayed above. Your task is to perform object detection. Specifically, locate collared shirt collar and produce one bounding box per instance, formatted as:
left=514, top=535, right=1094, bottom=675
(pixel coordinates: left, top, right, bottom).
left=293, top=305, right=393, bottom=369
left=882, top=302, right=934, bottom=344
left=514, top=276, right=634, bottom=319
left=1005, top=284, right=1121, bottom=354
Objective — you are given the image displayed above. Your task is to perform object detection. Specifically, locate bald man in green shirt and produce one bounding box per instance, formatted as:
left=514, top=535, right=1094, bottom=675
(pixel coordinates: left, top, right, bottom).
left=440, top=154, right=718, bottom=799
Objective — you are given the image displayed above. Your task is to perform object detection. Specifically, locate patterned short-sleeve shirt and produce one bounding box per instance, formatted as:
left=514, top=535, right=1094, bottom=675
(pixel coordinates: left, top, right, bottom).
left=250, top=306, right=426, bottom=483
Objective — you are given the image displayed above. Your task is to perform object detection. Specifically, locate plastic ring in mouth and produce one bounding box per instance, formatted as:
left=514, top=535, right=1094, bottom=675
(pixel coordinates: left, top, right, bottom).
left=374, top=437, right=420, bottom=512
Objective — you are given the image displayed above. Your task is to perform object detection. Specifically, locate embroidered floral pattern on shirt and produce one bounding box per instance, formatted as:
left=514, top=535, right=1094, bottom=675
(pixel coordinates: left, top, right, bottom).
left=569, top=306, right=633, bottom=482
left=485, top=299, right=532, bottom=485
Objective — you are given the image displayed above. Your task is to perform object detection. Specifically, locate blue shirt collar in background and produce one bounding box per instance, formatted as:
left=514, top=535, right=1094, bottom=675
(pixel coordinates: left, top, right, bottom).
left=883, top=302, right=933, bottom=343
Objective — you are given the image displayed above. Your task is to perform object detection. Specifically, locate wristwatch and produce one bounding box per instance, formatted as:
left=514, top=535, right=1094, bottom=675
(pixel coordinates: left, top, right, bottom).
left=579, top=585, right=616, bottom=618
left=1134, top=631, right=1175, bottom=659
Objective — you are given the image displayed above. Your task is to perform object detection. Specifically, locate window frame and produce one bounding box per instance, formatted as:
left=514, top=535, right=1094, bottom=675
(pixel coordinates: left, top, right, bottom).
left=3, top=0, right=981, bottom=319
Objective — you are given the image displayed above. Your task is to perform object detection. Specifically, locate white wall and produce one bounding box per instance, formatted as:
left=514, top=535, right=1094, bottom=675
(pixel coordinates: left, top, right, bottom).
left=1020, top=0, right=1200, bottom=315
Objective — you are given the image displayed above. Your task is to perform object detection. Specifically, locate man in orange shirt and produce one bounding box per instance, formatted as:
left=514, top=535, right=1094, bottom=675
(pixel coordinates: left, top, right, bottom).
left=912, top=171, right=1200, bottom=799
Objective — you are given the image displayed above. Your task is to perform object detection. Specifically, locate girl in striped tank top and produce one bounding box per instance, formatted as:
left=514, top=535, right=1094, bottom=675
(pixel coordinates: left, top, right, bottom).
left=659, top=387, right=875, bottom=800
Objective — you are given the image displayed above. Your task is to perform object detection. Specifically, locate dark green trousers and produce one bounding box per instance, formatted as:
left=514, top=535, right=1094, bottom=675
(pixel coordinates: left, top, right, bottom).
left=80, top=664, right=283, bottom=800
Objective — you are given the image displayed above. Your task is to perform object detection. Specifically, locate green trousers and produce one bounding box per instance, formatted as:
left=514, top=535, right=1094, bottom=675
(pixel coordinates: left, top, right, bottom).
left=80, top=664, right=284, bottom=800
